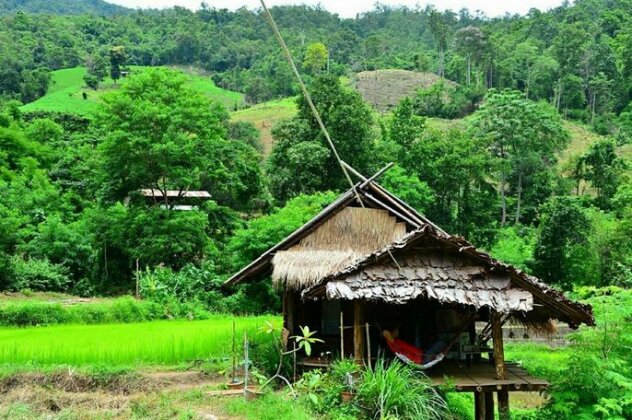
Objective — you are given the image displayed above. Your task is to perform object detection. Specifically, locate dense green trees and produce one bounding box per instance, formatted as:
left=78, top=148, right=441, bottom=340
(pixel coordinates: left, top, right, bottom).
left=1, top=0, right=631, bottom=134
left=0, top=0, right=631, bottom=301
left=472, top=90, right=569, bottom=225
left=268, top=75, right=375, bottom=201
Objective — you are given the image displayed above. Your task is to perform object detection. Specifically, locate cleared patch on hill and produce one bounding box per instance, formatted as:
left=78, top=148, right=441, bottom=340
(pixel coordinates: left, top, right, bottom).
left=354, top=69, right=448, bottom=112
left=231, top=97, right=298, bottom=156
left=21, top=66, right=245, bottom=116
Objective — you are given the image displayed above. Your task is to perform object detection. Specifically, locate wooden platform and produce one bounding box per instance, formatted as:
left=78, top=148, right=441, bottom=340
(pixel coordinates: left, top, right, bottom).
left=426, top=361, right=549, bottom=392
left=299, top=358, right=548, bottom=393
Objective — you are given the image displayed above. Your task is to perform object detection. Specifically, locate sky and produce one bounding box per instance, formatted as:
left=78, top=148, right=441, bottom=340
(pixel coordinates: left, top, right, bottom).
left=107, top=0, right=566, bottom=18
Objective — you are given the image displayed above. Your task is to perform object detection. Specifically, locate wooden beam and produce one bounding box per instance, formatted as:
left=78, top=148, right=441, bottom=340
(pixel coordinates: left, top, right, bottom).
left=474, top=392, right=485, bottom=420
left=491, top=311, right=506, bottom=380
left=484, top=392, right=494, bottom=420
left=353, top=301, right=365, bottom=362
left=498, top=389, right=510, bottom=420
left=284, top=291, right=295, bottom=335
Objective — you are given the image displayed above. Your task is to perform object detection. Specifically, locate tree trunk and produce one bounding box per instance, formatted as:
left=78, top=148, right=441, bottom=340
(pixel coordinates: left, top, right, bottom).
left=500, top=170, right=507, bottom=227
left=515, top=170, right=523, bottom=225
left=525, top=68, right=531, bottom=99
left=555, top=78, right=563, bottom=110
left=467, top=56, right=471, bottom=86
left=439, top=48, right=445, bottom=78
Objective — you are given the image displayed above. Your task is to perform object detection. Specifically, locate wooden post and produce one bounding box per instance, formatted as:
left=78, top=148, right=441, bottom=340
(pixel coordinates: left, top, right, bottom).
left=491, top=311, right=506, bottom=380
left=474, top=392, right=485, bottom=420
left=365, top=322, right=372, bottom=368
left=492, top=311, right=510, bottom=419
left=340, top=311, right=345, bottom=358
left=484, top=392, right=495, bottom=420
left=353, top=301, right=365, bottom=362
left=284, top=291, right=295, bottom=336
left=498, top=389, right=510, bottom=420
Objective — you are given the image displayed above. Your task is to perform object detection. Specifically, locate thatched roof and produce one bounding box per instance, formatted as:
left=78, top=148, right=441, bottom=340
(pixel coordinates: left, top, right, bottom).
left=224, top=179, right=594, bottom=329
left=272, top=207, right=406, bottom=290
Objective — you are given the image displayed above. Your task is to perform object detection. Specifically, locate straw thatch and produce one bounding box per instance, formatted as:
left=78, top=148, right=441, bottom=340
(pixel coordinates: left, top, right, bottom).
left=272, top=207, right=406, bottom=290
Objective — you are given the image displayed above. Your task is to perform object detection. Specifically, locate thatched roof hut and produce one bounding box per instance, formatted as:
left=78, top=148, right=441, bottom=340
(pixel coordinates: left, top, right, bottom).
left=226, top=179, right=594, bottom=329
left=226, top=174, right=594, bottom=420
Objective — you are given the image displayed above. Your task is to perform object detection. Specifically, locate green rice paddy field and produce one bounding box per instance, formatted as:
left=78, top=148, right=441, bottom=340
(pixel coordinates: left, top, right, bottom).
left=0, top=316, right=277, bottom=366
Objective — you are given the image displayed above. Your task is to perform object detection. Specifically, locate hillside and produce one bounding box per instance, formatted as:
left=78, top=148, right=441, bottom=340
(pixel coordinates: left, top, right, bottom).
left=21, top=67, right=245, bottom=116
left=0, top=0, right=128, bottom=15
left=231, top=97, right=297, bottom=156
left=354, top=70, right=450, bottom=112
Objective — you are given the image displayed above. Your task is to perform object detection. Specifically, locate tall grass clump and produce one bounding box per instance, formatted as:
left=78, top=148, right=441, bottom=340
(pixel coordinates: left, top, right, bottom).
left=356, top=359, right=448, bottom=420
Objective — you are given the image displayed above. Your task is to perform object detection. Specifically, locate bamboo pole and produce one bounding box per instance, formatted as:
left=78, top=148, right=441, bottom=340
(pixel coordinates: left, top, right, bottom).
left=365, top=322, right=372, bottom=369
left=353, top=301, right=365, bottom=362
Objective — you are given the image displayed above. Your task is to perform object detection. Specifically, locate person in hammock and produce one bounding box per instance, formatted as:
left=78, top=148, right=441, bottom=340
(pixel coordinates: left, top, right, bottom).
left=382, top=329, right=446, bottom=365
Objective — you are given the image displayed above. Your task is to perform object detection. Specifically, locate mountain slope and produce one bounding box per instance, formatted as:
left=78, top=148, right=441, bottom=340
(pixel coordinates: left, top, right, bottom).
left=21, top=67, right=245, bottom=116
left=0, top=0, right=129, bottom=15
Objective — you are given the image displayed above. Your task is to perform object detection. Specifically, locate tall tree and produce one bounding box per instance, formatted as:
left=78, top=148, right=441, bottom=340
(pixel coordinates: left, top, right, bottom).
left=109, top=46, right=127, bottom=85
left=428, top=8, right=451, bottom=78
left=453, top=26, right=486, bottom=86
left=268, top=75, right=375, bottom=202
left=303, top=42, right=329, bottom=74
left=471, top=90, right=569, bottom=225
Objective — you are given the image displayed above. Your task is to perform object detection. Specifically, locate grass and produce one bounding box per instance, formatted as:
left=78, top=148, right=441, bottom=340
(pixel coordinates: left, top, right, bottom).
left=505, top=342, right=570, bottom=378
left=21, top=66, right=245, bottom=116
left=224, top=393, right=314, bottom=420
left=0, top=316, right=277, bottom=366
left=231, top=97, right=298, bottom=156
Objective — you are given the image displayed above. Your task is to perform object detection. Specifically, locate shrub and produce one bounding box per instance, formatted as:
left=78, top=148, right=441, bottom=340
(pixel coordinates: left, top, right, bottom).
left=0, top=297, right=211, bottom=327
left=8, top=256, right=70, bottom=292
left=356, top=359, right=448, bottom=419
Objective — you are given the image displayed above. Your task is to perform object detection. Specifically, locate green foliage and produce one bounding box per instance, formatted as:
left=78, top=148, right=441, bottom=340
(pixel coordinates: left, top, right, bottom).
left=572, top=138, right=629, bottom=208
left=357, top=359, right=448, bottom=419
left=489, top=226, right=536, bottom=272
left=413, top=82, right=479, bottom=119
left=401, top=127, right=498, bottom=245
left=303, top=43, right=328, bottom=74
left=389, top=97, right=426, bottom=150
left=532, top=196, right=599, bottom=289
left=227, top=191, right=336, bottom=270
left=542, top=288, right=632, bottom=419
left=268, top=75, right=375, bottom=202
left=471, top=89, right=569, bottom=226
left=380, top=165, right=434, bottom=214
left=7, top=255, right=70, bottom=292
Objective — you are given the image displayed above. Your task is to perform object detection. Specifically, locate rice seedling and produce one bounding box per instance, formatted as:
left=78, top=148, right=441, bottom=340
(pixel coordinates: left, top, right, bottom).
left=0, top=316, right=278, bottom=366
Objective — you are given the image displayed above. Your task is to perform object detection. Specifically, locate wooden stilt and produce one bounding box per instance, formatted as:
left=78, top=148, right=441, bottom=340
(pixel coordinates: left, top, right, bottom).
left=491, top=311, right=506, bottom=380
left=484, top=392, right=494, bottom=420
left=492, top=311, right=509, bottom=419
left=474, top=392, right=485, bottom=420
left=353, top=301, right=365, bottom=362
left=498, top=389, right=510, bottom=420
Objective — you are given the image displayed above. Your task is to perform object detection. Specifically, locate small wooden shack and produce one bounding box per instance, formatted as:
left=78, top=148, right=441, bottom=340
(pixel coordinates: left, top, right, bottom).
left=225, top=175, right=594, bottom=419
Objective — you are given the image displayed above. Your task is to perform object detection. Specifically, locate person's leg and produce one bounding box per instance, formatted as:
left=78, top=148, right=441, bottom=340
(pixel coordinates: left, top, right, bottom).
left=424, top=340, right=446, bottom=359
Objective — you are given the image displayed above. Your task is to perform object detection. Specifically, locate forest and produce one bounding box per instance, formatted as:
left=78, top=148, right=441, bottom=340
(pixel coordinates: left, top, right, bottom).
left=0, top=0, right=630, bottom=418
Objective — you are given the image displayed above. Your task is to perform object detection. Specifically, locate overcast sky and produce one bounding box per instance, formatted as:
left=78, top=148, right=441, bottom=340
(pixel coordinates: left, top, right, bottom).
left=107, top=0, right=566, bottom=18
